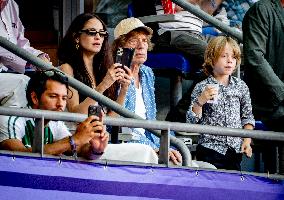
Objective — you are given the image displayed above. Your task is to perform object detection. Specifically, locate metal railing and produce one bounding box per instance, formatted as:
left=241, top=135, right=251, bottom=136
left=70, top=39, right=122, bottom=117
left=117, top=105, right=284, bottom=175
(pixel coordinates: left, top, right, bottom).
left=1, top=106, right=284, bottom=172
left=2, top=106, right=284, bottom=180
left=0, top=0, right=246, bottom=166
left=1, top=33, right=284, bottom=168
left=0, top=36, right=192, bottom=165
left=1, top=107, right=284, bottom=142
left=172, top=0, right=243, bottom=43
left=2, top=36, right=284, bottom=177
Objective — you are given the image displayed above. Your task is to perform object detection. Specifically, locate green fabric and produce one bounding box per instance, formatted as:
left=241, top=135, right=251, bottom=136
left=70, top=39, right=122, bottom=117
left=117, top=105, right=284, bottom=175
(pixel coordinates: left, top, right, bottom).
left=21, top=120, right=53, bottom=148
left=243, top=0, right=284, bottom=120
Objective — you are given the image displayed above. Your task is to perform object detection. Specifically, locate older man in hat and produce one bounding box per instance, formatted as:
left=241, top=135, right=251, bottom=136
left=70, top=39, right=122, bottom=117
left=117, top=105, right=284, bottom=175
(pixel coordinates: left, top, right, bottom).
left=112, top=17, right=183, bottom=165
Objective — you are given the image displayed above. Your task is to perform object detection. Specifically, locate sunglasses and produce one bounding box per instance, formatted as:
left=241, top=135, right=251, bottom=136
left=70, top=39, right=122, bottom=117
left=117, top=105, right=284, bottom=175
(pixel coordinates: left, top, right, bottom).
left=79, top=29, right=108, bottom=38
left=41, top=69, right=68, bottom=84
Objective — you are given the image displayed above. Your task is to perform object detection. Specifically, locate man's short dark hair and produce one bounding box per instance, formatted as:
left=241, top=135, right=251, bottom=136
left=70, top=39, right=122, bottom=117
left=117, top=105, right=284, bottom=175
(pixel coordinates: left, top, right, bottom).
left=26, top=70, right=69, bottom=106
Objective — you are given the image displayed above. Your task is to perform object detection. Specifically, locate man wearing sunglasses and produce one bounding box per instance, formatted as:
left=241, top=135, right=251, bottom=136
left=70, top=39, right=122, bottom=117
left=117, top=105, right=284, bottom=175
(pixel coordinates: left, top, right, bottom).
left=0, top=70, right=108, bottom=159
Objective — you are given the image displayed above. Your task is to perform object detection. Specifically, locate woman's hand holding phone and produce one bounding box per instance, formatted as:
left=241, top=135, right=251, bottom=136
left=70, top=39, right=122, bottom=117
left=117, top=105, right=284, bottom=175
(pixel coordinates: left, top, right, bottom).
left=97, top=63, right=125, bottom=92
left=118, top=65, right=132, bottom=89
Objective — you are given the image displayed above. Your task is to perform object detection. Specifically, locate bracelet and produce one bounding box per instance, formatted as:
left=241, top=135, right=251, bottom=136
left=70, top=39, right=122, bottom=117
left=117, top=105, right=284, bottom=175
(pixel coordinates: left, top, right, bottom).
left=69, top=136, right=77, bottom=158
left=196, top=100, right=203, bottom=107
left=92, top=148, right=104, bottom=155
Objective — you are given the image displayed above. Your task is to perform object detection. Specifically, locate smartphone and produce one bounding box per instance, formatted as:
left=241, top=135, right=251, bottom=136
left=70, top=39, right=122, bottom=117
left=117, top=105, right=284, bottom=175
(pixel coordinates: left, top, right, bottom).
left=88, top=105, right=102, bottom=121
left=115, top=47, right=135, bottom=68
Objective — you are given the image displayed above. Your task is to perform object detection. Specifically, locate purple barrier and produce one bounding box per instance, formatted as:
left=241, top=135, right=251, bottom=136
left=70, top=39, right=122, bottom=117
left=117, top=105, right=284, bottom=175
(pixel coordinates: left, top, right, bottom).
left=0, top=153, right=283, bottom=200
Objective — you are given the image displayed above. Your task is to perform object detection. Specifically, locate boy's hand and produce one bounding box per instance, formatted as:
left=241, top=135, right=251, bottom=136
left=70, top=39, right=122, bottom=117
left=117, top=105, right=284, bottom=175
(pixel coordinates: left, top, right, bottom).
left=241, top=138, right=252, bottom=157
left=198, top=85, right=218, bottom=105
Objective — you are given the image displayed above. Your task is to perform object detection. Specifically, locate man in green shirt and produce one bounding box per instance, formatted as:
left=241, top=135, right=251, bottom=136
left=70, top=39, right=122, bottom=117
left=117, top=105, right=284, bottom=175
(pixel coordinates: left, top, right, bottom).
left=0, top=70, right=108, bottom=158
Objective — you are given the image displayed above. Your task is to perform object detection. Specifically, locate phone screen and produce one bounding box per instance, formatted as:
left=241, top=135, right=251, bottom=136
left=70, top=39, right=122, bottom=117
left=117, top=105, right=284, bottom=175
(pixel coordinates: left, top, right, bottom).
left=88, top=105, right=102, bottom=121
left=115, top=47, right=135, bottom=68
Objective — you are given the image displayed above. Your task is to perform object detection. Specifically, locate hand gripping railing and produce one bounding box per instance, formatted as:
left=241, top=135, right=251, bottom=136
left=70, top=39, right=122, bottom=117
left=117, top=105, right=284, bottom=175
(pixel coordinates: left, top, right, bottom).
left=0, top=36, right=191, bottom=166
left=172, top=0, right=243, bottom=43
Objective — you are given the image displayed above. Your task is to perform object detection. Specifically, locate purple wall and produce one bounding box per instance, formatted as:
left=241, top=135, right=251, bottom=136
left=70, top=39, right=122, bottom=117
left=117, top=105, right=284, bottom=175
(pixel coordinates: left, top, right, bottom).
left=0, top=153, right=283, bottom=200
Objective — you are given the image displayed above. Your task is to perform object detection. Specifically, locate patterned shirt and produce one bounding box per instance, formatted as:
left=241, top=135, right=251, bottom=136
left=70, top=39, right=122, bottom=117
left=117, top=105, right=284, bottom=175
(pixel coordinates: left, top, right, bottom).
left=124, top=64, right=160, bottom=149
left=186, top=75, right=255, bottom=155
left=220, top=0, right=259, bottom=29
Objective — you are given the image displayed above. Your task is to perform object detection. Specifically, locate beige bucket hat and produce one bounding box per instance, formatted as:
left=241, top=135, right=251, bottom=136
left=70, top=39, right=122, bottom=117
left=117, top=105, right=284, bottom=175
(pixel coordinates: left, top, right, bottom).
left=114, top=17, right=153, bottom=39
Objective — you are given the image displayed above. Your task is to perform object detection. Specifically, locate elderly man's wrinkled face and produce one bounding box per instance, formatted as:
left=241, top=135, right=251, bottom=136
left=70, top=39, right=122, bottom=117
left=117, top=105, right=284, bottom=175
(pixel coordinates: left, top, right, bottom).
left=124, top=32, right=149, bottom=67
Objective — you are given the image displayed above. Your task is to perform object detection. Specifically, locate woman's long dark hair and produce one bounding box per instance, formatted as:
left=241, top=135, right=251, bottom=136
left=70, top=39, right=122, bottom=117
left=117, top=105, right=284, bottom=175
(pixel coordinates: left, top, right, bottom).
left=58, top=13, right=117, bottom=100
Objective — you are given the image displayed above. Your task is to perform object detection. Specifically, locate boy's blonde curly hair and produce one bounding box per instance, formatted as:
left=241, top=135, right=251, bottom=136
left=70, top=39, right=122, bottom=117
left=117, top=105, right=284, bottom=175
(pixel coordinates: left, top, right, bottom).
left=203, top=36, right=241, bottom=76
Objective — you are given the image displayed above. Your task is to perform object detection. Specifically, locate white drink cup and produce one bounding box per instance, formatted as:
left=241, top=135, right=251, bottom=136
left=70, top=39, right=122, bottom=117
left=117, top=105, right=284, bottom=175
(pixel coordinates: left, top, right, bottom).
left=206, top=84, right=219, bottom=104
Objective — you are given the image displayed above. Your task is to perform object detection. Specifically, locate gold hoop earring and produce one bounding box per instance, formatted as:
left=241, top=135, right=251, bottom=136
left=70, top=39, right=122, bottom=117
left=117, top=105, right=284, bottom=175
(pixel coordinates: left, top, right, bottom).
left=76, top=43, right=79, bottom=50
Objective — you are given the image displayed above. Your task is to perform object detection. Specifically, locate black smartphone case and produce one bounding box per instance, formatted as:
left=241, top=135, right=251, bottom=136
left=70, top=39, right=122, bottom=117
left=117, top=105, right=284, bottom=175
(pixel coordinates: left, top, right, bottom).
left=88, top=105, right=102, bottom=117
left=115, top=47, right=135, bottom=68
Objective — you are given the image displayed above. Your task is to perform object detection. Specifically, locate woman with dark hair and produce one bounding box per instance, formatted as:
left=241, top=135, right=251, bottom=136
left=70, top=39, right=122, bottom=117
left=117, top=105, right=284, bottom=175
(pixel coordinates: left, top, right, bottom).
left=58, top=13, right=131, bottom=114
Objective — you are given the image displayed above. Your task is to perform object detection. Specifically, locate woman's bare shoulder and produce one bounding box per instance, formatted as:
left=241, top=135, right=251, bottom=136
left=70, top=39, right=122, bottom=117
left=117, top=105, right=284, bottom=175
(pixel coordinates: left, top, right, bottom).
left=60, top=63, right=74, bottom=76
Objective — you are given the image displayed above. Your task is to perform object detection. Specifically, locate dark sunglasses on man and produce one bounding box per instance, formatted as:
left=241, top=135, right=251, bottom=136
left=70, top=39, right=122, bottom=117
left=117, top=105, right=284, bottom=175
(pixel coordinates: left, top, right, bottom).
left=41, top=69, right=68, bottom=84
